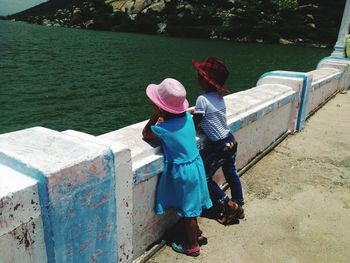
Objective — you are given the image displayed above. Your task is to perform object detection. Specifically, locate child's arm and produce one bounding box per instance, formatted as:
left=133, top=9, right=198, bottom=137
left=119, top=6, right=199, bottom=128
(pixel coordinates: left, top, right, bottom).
left=192, top=113, right=203, bottom=129
left=186, top=106, right=195, bottom=114
left=192, top=95, right=205, bottom=129
left=188, top=106, right=203, bottom=129
left=142, top=115, right=159, bottom=140
left=142, top=105, right=162, bottom=140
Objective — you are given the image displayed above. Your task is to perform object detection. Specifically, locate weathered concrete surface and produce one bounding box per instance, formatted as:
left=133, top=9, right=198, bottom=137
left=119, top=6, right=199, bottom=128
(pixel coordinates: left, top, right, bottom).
left=149, top=92, right=350, bottom=263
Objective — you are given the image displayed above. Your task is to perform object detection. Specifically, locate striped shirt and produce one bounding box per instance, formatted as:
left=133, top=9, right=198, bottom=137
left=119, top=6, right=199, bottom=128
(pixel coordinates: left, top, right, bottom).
left=194, top=92, right=230, bottom=141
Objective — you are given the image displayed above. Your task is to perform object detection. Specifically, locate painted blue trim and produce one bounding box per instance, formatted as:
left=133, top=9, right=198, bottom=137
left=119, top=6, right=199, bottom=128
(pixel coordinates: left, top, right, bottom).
left=312, top=72, right=343, bottom=91
left=229, top=92, right=296, bottom=133
left=317, top=56, right=350, bottom=68
left=105, top=147, right=118, bottom=260
left=259, top=71, right=311, bottom=131
left=134, top=157, right=163, bottom=185
left=230, top=119, right=242, bottom=133
left=334, top=45, right=345, bottom=49
left=49, top=148, right=118, bottom=263
left=0, top=152, right=56, bottom=262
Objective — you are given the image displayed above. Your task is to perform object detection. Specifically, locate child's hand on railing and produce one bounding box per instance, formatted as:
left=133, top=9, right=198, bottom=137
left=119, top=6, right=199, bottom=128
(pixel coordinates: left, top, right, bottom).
left=187, top=106, right=195, bottom=114
left=152, top=104, right=162, bottom=117
left=142, top=104, right=162, bottom=140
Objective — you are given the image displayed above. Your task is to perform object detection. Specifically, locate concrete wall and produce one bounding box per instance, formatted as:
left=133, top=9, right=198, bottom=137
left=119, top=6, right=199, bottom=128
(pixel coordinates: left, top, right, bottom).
left=0, top=57, right=348, bottom=263
left=308, top=68, right=342, bottom=114
left=317, top=57, right=350, bottom=91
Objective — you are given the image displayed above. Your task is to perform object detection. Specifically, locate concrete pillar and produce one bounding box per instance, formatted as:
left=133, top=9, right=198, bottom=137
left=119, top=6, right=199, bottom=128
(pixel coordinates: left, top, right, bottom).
left=62, top=130, right=133, bottom=263
left=0, top=127, right=124, bottom=263
left=257, top=71, right=313, bottom=132
left=331, top=0, right=350, bottom=58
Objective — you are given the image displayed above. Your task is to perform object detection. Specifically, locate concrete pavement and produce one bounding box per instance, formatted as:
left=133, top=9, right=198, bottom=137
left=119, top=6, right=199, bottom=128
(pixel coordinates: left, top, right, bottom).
left=148, top=92, right=350, bottom=263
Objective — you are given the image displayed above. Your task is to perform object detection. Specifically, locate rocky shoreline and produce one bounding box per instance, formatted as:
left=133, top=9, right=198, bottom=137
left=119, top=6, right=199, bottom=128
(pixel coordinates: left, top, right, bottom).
left=4, top=0, right=344, bottom=47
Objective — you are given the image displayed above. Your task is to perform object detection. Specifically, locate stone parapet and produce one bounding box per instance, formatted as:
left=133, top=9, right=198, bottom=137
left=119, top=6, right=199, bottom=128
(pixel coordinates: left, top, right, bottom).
left=0, top=57, right=348, bottom=263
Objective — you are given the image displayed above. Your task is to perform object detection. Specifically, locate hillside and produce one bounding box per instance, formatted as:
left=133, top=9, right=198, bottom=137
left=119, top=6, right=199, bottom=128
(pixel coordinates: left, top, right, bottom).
left=6, top=0, right=346, bottom=46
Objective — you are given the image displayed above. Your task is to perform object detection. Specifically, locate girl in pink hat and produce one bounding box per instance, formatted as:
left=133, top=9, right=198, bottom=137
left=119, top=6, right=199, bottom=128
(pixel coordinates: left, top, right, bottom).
left=143, top=78, right=212, bottom=257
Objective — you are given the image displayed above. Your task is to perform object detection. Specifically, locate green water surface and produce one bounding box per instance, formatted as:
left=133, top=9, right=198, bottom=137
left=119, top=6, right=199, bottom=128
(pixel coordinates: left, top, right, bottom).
left=0, top=20, right=331, bottom=135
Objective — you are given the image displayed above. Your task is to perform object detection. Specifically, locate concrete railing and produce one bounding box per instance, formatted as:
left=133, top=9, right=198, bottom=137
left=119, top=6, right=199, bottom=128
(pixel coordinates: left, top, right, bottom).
left=0, top=56, right=348, bottom=263
left=308, top=68, right=342, bottom=115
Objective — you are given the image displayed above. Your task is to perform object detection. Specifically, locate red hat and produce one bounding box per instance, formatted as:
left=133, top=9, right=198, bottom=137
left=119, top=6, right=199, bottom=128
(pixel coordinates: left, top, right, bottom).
left=192, top=56, right=230, bottom=93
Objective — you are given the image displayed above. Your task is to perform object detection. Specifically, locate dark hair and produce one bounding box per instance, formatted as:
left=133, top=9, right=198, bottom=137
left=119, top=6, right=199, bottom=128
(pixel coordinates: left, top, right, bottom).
left=161, top=108, right=186, bottom=120
left=198, top=74, right=217, bottom=92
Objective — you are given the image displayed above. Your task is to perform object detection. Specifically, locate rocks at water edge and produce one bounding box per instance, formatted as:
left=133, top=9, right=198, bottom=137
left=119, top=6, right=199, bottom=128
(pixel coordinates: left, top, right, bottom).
left=6, top=0, right=344, bottom=46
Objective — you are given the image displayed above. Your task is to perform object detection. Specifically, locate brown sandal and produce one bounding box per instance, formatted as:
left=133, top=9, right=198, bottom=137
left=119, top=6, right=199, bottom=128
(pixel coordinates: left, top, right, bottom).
left=223, top=200, right=245, bottom=223
left=230, top=201, right=245, bottom=219
left=234, top=204, right=245, bottom=220
left=216, top=213, right=239, bottom=226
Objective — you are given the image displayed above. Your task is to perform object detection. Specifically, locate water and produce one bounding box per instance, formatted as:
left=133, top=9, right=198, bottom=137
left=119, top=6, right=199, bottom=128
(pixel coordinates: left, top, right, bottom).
left=0, top=20, right=331, bottom=135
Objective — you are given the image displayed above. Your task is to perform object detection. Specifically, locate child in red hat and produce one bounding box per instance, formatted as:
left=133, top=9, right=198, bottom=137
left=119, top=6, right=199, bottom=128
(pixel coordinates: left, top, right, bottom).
left=192, top=57, right=245, bottom=225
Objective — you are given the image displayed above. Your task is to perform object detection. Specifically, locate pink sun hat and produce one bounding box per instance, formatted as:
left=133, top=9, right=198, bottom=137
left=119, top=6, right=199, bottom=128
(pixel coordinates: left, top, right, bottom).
left=146, top=78, right=189, bottom=114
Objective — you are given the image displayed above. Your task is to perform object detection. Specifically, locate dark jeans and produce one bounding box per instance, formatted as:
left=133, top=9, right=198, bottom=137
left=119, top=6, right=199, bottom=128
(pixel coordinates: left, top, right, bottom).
left=201, top=133, right=244, bottom=206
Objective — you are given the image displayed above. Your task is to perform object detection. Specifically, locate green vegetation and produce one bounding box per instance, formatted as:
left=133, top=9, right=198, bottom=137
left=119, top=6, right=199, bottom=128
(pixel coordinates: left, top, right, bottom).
left=7, top=0, right=346, bottom=46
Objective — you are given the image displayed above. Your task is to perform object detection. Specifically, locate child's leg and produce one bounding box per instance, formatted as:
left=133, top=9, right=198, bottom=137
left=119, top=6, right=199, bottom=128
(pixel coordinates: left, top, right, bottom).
left=178, top=218, right=205, bottom=244
left=172, top=217, right=200, bottom=256
left=207, top=176, right=229, bottom=204
left=196, top=223, right=202, bottom=236
left=184, top=217, right=199, bottom=248
left=222, top=161, right=244, bottom=206
left=196, top=221, right=208, bottom=246
left=222, top=142, right=244, bottom=206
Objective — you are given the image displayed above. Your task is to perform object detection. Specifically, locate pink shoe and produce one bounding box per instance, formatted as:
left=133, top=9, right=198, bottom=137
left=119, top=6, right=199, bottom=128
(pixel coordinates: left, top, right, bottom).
left=171, top=242, right=200, bottom=257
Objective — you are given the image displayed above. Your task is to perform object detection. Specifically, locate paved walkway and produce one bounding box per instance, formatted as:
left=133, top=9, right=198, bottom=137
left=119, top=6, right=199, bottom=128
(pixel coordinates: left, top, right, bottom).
left=149, top=92, right=350, bottom=263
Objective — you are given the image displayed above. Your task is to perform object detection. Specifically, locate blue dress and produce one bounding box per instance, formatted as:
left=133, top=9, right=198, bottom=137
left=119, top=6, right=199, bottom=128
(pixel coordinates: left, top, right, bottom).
left=151, top=112, right=212, bottom=217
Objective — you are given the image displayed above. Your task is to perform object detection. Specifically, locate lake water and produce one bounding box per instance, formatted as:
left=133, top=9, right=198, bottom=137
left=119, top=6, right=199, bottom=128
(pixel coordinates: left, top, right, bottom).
left=0, top=20, right=331, bottom=135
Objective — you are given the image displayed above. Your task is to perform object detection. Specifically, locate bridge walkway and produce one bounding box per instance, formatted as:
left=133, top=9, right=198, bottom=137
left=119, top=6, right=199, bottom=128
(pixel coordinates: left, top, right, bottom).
left=149, top=92, right=350, bottom=263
